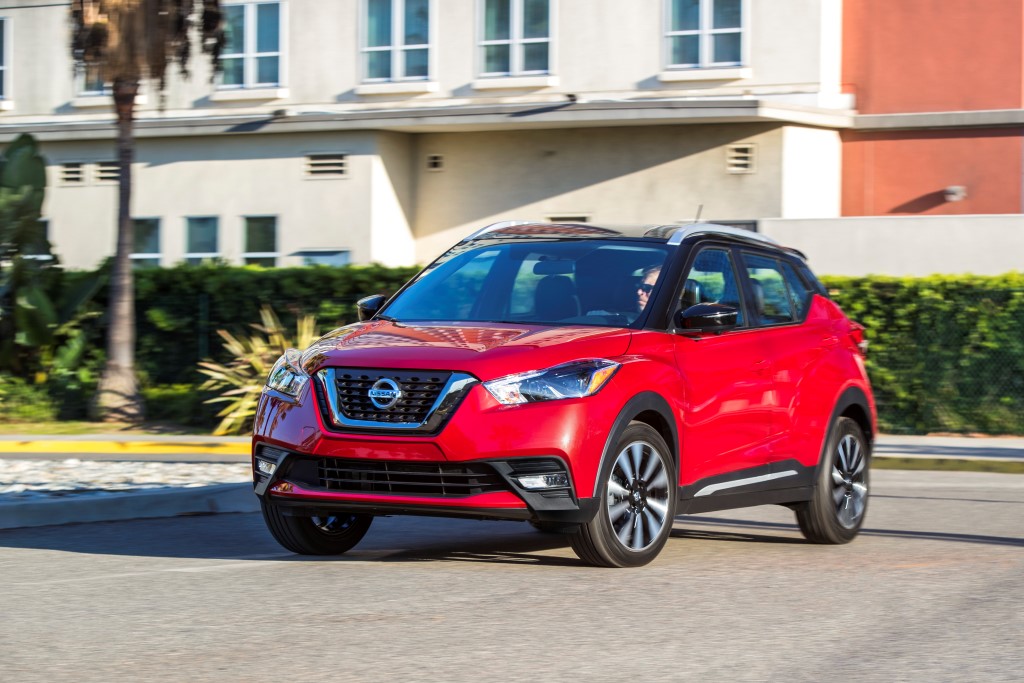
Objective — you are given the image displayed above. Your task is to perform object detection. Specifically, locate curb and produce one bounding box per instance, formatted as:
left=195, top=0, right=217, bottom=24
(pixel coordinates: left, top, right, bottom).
left=0, top=483, right=260, bottom=531
left=0, top=440, right=250, bottom=456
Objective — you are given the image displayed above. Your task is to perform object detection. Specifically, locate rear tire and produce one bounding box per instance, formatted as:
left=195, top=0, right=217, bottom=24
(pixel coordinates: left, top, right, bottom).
left=261, top=501, right=373, bottom=555
left=570, top=423, right=676, bottom=567
left=795, top=417, right=870, bottom=544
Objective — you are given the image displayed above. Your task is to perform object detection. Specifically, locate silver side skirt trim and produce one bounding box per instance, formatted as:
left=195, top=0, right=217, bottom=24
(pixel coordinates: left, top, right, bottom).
left=693, top=470, right=799, bottom=498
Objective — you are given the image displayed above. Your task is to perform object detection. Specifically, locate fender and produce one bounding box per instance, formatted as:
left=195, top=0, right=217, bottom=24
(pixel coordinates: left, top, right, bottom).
left=590, top=391, right=679, bottom=497
left=813, top=384, right=874, bottom=479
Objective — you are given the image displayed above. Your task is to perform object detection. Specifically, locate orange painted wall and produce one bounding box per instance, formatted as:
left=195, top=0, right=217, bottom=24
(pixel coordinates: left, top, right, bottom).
left=842, top=129, right=1024, bottom=215
left=843, top=0, right=1024, bottom=114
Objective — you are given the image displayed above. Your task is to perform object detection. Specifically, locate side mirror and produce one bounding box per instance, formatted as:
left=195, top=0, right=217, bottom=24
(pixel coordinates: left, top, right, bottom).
left=356, top=294, right=387, bottom=321
left=676, top=303, right=739, bottom=332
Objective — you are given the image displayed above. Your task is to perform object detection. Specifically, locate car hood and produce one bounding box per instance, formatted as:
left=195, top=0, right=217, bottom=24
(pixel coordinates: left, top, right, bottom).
left=300, top=320, right=633, bottom=381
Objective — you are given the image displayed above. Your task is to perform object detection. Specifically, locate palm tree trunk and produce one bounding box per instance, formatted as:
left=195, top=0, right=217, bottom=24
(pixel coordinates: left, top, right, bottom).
left=94, top=78, right=143, bottom=422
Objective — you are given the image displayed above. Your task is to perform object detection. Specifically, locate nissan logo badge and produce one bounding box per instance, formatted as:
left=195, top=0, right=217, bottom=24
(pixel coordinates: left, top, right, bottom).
left=368, top=378, right=402, bottom=410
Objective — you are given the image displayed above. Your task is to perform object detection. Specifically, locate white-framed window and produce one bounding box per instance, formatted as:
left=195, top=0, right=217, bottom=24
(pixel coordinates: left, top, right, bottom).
left=479, top=0, right=551, bottom=77
left=77, top=63, right=110, bottom=96
left=243, top=216, right=278, bottom=266
left=131, top=218, right=161, bottom=268
left=295, top=249, right=351, bottom=267
left=186, top=217, right=220, bottom=265
left=23, top=220, right=53, bottom=261
left=665, top=0, right=743, bottom=69
left=220, top=1, right=282, bottom=88
left=0, top=17, right=9, bottom=102
left=363, top=0, right=431, bottom=81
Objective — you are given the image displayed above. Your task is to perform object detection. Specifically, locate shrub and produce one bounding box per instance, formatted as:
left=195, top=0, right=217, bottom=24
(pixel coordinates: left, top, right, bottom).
left=822, top=274, right=1024, bottom=435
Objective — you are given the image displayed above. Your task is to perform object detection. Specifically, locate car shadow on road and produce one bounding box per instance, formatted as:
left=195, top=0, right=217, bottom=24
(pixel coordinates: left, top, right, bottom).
left=683, top=516, right=1024, bottom=548
left=2, top=511, right=1020, bottom=565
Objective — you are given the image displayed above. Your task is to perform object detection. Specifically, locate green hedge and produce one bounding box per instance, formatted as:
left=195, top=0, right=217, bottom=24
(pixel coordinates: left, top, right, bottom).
left=822, top=274, right=1024, bottom=435
left=12, top=266, right=1024, bottom=435
left=68, top=263, right=420, bottom=385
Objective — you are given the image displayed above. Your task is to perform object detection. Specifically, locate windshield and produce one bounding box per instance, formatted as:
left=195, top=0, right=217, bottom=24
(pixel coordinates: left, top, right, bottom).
left=382, top=239, right=671, bottom=327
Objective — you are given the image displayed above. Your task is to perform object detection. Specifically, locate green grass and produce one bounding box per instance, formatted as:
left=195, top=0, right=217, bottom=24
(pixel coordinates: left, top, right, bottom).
left=873, top=457, right=1024, bottom=474
left=0, top=421, right=214, bottom=436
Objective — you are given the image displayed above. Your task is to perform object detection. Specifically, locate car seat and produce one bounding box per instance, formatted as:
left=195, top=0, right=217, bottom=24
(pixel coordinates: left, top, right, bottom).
left=534, top=275, right=581, bottom=320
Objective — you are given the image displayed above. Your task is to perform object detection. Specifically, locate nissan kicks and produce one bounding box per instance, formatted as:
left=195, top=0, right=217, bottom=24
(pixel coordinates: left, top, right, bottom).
left=252, top=221, right=875, bottom=567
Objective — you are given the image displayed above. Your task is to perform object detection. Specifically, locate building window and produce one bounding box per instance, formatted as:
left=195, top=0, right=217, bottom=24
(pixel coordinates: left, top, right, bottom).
left=186, top=217, right=220, bottom=264
left=244, top=216, right=277, bottom=266
left=296, top=249, right=351, bottom=267
left=426, top=154, right=444, bottom=171
left=23, top=220, right=52, bottom=261
left=78, top=63, right=110, bottom=96
left=0, top=18, right=8, bottom=101
left=364, top=0, right=430, bottom=81
left=666, top=0, right=743, bottom=69
left=480, top=0, right=551, bottom=76
left=221, top=1, right=281, bottom=88
left=131, top=218, right=161, bottom=268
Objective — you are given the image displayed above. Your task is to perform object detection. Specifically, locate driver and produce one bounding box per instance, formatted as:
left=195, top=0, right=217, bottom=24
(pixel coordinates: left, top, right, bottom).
left=636, top=265, right=661, bottom=312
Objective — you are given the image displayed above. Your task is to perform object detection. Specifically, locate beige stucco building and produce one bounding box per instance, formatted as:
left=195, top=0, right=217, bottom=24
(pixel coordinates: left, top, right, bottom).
left=1, top=0, right=852, bottom=270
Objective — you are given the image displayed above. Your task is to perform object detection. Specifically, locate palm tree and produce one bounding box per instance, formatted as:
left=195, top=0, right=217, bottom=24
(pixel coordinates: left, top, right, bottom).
left=71, top=1, right=223, bottom=421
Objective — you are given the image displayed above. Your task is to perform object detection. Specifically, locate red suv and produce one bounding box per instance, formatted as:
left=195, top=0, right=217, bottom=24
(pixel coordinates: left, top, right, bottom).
left=252, top=222, right=875, bottom=567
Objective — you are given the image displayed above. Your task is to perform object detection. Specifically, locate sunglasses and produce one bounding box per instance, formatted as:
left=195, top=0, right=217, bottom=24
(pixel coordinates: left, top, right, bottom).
left=637, top=283, right=655, bottom=294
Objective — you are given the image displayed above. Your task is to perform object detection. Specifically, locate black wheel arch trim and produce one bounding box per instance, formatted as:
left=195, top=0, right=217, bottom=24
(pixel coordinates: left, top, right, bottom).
left=591, top=391, right=679, bottom=501
left=814, top=385, right=874, bottom=480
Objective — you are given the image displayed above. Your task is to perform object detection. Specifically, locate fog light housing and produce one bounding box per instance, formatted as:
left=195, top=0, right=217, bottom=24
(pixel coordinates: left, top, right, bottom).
left=255, top=445, right=288, bottom=477
left=515, top=473, right=570, bottom=490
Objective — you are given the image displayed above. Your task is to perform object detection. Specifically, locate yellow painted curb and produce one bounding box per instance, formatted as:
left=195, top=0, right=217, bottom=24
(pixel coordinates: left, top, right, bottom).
left=0, top=441, right=251, bottom=456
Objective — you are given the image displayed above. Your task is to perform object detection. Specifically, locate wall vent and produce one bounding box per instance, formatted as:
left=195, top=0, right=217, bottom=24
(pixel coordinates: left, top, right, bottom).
left=61, top=163, right=84, bottom=183
left=97, top=161, right=120, bottom=182
left=426, top=154, right=444, bottom=171
left=305, top=154, right=347, bottom=177
left=726, top=144, right=756, bottom=174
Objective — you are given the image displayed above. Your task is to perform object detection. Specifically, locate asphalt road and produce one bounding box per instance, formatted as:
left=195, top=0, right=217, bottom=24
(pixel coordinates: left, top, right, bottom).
left=1, top=469, right=1021, bottom=682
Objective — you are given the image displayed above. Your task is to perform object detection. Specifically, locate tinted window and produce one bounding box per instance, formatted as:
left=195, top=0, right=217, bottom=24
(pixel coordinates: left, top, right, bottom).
left=680, top=247, right=744, bottom=326
left=781, top=261, right=814, bottom=319
left=384, top=240, right=670, bottom=327
left=741, top=253, right=793, bottom=325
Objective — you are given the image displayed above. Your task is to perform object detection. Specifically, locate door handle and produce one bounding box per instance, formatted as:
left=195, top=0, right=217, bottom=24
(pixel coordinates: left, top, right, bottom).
left=822, top=335, right=839, bottom=346
left=753, top=360, right=770, bottom=374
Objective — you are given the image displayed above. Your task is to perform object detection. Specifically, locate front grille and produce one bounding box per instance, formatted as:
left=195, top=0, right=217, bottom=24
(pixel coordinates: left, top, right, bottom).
left=317, top=459, right=508, bottom=497
left=333, top=369, right=452, bottom=424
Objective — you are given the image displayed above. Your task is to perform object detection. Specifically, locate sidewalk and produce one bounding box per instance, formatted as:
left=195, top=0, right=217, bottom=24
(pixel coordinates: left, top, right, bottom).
left=0, top=433, right=1021, bottom=531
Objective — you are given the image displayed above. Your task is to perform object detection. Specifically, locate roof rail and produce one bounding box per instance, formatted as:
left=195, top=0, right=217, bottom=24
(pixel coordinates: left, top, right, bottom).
left=460, top=220, right=533, bottom=242
left=665, top=223, right=781, bottom=247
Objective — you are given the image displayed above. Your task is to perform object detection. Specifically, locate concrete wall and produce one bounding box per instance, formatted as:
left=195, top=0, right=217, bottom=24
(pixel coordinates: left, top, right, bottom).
left=781, top=125, right=841, bottom=218
left=842, top=0, right=1024, bottom=114
left=761, top=215, right=1024, bottom=276
left=411, top=123, right=786, bottom=263
left=3, top=0, right=848, bottom=119
left=40, top=131, right=391, bottom=269
left=842, top=129, right=1024, bottom=216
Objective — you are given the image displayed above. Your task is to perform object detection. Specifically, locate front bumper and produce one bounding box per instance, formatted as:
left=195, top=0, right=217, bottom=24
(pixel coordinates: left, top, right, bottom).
left=252, top=444, right=600, bottom=524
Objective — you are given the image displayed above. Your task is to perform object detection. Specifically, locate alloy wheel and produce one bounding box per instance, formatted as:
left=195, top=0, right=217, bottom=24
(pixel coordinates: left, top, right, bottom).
left=606, top=441, right=671, bottom=552
left=831, top=434, right=868, bottom=529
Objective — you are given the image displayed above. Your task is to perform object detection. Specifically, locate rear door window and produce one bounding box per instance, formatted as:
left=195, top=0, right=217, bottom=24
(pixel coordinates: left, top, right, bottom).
left=741, top=252, right=794, bottom=326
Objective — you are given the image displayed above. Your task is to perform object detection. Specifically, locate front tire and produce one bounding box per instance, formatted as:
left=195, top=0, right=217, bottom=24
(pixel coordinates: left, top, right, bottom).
left=795, top=417, right=870, bottom=544
left=570, top=423, right=677, bottom=567
left=261, top=501, right=373, bottom=555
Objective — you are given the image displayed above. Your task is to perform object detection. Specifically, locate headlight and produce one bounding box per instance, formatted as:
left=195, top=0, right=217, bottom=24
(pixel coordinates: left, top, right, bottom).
left=483, top=359, right=620, bottom=405
left=266, top=348, right=309, bottom=398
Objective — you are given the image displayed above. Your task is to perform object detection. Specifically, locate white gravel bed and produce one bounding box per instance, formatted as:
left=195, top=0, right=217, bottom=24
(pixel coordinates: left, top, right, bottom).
left=0, top=459, right=252, bottom=501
